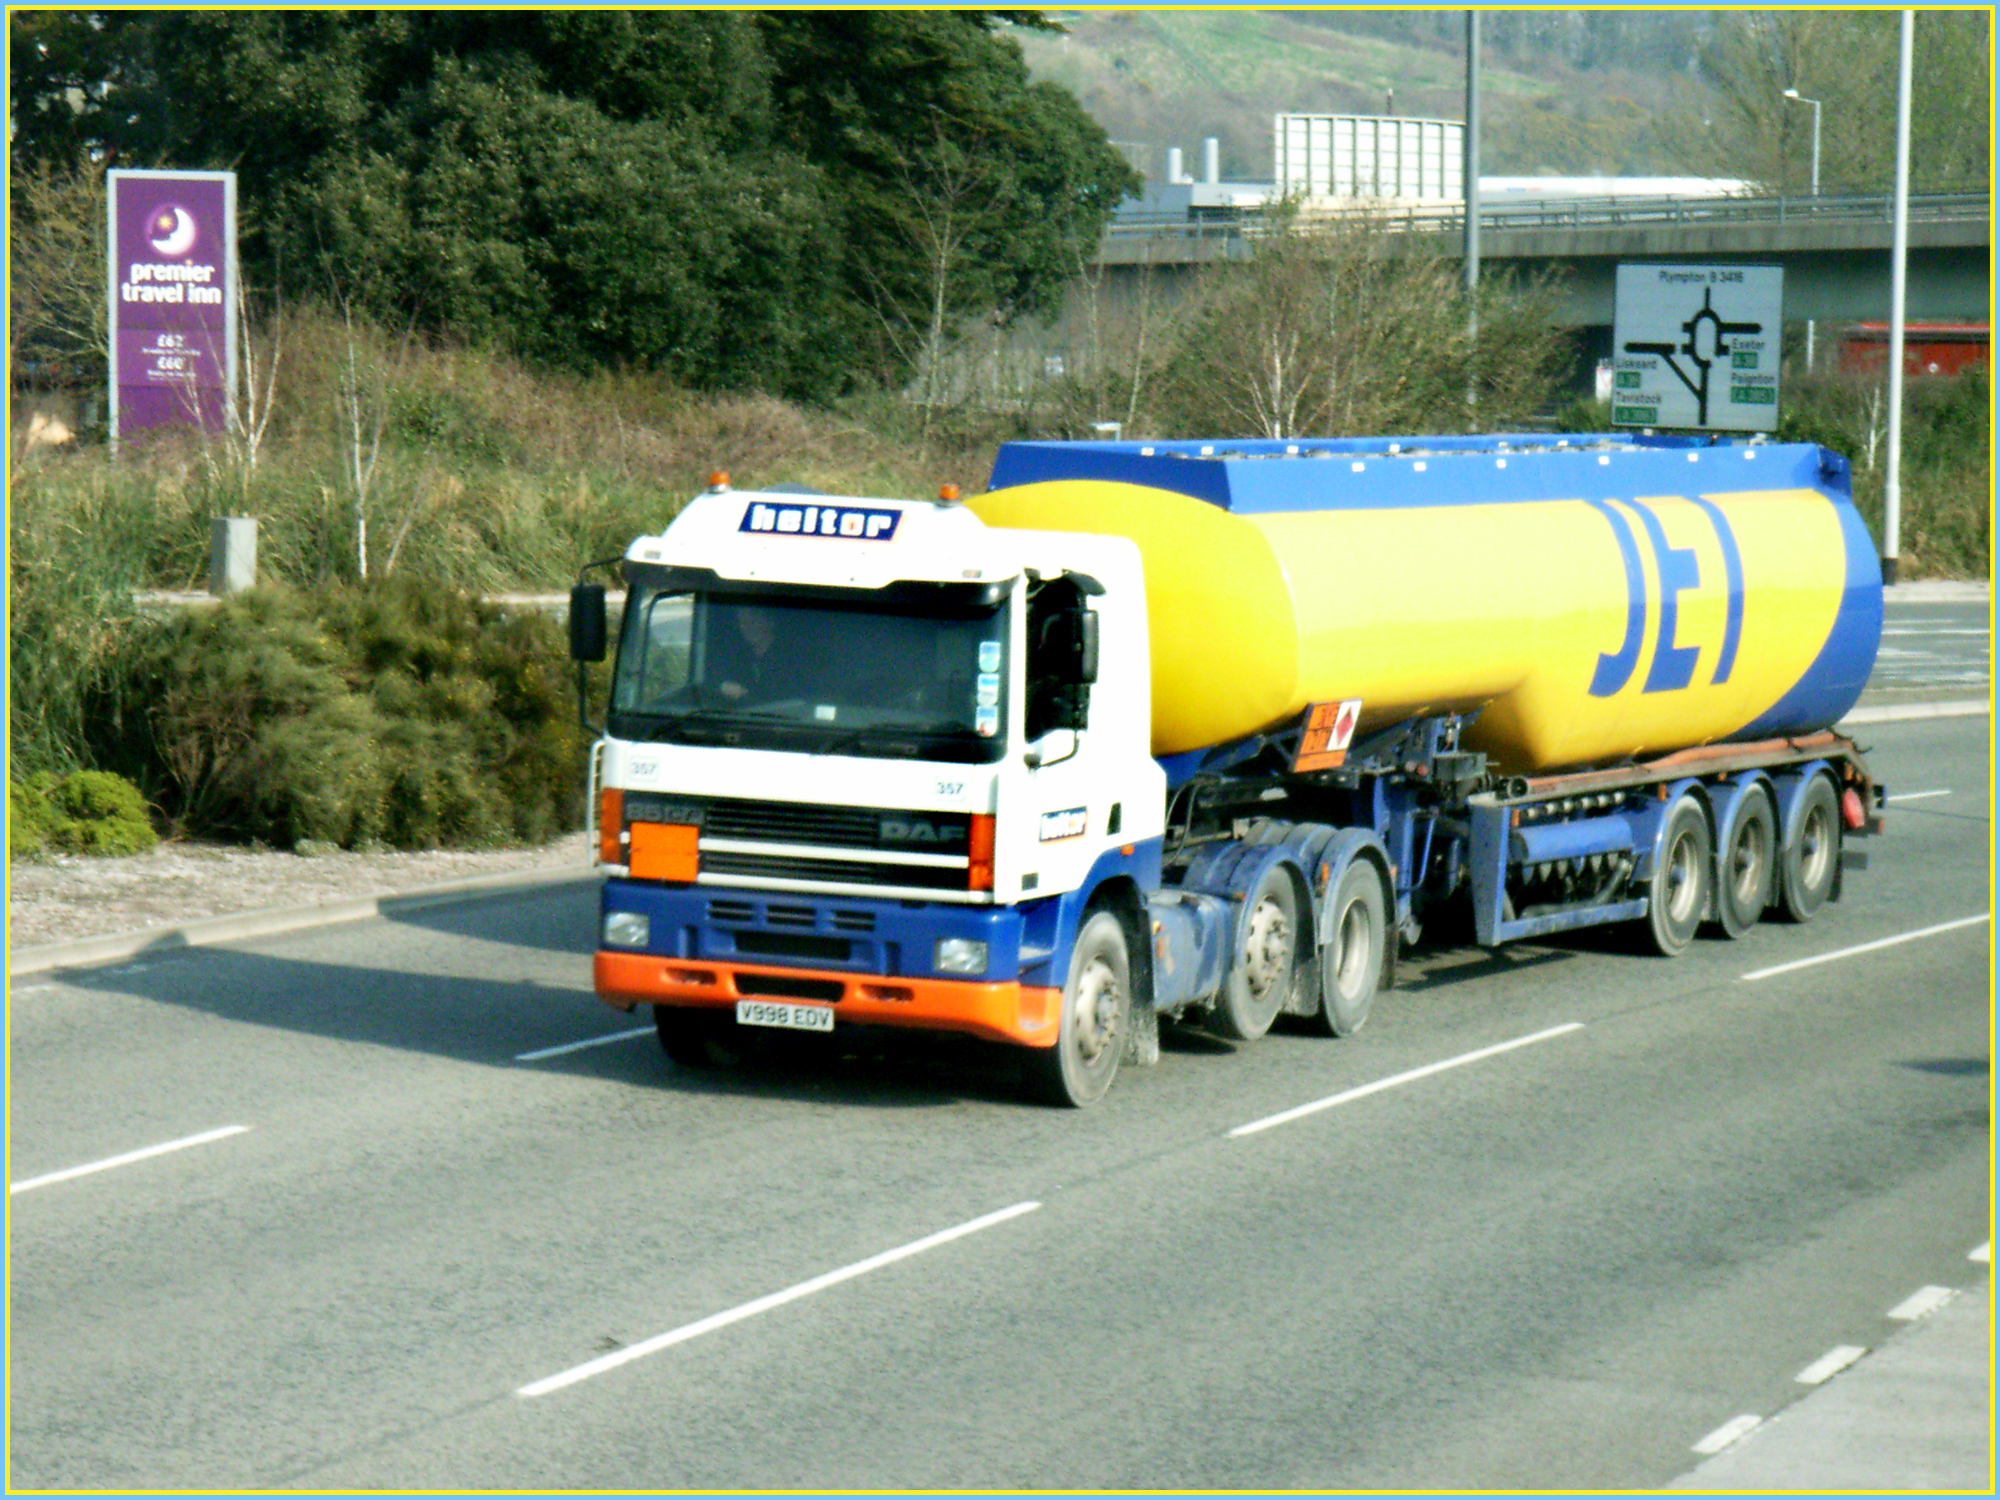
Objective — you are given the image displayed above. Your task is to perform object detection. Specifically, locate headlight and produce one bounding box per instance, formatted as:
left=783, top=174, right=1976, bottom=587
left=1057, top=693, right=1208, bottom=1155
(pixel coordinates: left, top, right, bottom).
left=603, top=911, right=650, bottom=948
left=934, top=937, right=988, bottom=975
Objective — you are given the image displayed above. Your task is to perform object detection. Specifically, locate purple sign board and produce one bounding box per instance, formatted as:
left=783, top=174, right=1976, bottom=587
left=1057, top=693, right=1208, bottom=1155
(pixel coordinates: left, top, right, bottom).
left=107, top=169, right=237, bottom=445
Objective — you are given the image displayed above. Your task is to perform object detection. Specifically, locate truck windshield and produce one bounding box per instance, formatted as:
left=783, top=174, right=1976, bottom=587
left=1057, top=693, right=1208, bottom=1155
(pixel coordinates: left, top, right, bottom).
left=608, top=586, right=1009, bottom=763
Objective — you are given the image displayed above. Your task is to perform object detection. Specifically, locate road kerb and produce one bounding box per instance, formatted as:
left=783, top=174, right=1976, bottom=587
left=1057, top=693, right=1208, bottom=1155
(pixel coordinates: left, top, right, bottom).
left=8, top=864, right=595, bottom=979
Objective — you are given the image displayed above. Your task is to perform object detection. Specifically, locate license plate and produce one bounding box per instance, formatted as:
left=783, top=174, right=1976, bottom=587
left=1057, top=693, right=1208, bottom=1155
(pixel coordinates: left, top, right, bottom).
left=736, top=999, right=835, bottom=1033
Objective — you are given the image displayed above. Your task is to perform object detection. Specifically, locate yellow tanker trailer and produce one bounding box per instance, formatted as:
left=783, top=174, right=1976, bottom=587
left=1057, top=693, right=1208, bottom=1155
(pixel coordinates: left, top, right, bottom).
left=571, top=433, right=1886, bottom=1106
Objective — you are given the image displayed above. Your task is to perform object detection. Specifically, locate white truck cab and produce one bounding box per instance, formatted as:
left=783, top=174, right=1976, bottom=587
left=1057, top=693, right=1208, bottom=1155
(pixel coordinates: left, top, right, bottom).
left=572, top=479, right=1164, bottom=1102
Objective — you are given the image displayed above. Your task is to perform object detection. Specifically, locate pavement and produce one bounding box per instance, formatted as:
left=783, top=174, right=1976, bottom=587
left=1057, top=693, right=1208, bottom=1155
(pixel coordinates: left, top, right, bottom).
left=1669, top=1274, right=1992, bottom=1491
left=24, top=583, right=1995, bottom=1491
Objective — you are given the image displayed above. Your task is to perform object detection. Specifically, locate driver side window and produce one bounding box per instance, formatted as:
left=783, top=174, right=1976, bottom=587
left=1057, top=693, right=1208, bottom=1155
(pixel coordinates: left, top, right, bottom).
left=635, top=594, right=692, bottom=708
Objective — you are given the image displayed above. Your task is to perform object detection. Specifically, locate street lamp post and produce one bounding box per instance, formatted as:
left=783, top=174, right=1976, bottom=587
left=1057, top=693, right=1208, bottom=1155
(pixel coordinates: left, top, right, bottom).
left=1783, top=87, right=1823, bottom=369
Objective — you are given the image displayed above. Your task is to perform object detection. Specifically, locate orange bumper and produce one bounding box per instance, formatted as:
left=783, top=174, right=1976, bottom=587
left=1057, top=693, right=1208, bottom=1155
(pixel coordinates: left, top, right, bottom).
left=594, top=950, right=1061, bottom=1048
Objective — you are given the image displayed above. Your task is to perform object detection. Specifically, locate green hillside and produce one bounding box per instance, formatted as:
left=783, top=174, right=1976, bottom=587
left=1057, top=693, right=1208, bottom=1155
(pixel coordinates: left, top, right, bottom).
left=1014, top=10, right=1716, bottom=183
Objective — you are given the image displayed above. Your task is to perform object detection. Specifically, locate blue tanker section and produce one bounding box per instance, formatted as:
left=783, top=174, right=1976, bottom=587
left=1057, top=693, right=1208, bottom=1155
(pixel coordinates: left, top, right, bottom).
left=987, top=434, right=1839, bottom=515
left=1729, top=490, right=1885, bottom=741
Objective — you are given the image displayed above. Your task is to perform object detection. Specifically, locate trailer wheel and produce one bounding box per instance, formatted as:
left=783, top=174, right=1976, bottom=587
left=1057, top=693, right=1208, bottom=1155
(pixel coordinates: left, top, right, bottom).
left=1211, top=864, right=1301, bottom=1041
left=1646, top=795, right=1712, bottom=957
left=1314, top=858, right=1386, bottom=1037
left=1713, top=785, right=1777, bottom=939
left=1776, top=774, right=1841, bottom=923
left=1023, top=910, right=1130, bottom=1107
left=654, top=1005, right=756, bottom=1069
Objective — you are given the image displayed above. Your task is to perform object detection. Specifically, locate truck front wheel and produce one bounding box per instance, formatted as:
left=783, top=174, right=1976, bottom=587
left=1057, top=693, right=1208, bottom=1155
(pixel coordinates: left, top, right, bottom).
left=1646, top=795, right=1712, bottom=957
left=1315, top=859, right=1387, bottom=1037
left=1024, top=910, right=1130, bottom=1107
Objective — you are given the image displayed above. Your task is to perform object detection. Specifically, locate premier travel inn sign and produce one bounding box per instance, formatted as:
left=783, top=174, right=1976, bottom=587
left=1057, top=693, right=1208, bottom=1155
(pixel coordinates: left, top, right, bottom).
left=107, top=169, right=237, bottom=446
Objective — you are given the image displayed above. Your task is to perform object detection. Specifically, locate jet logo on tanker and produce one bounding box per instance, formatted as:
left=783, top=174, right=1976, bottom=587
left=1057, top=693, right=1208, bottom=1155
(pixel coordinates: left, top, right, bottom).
left=1586, top=497, right=1745, bottom=699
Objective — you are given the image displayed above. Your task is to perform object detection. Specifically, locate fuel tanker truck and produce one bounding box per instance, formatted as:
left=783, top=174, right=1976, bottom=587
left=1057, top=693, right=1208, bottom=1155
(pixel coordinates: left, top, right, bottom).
left=567, top=434, right=1885, bottom=1105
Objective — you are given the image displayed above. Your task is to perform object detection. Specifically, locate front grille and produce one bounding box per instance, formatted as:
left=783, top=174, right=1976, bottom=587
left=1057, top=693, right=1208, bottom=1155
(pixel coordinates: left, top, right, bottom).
left=737, top=972, right=844, bottom=1002
left=705, top=898, right=879, bottom=934
left=736, top=930, right=852, bottom=963
left=702, top=798, right=884, bottom=848
left=704, top=850, right=968, bottom=892
left=636, top=794, right=969, bottom=854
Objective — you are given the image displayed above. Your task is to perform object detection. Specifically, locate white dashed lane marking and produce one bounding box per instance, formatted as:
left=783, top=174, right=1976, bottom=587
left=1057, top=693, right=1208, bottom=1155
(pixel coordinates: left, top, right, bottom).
left=1692, top=1414, right=1764, bottom=1455
left=10, top=1124, right=251, bottom=1195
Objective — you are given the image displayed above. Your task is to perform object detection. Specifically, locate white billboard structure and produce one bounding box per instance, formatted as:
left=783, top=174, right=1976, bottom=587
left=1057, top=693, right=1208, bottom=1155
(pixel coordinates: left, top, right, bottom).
left=1274, top=114, right=1464, bottom=204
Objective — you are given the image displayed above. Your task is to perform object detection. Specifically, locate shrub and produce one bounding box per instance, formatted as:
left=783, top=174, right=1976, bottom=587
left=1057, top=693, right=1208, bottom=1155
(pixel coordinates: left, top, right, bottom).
left=10, top=776, right=56, bottom=857
left=91, top=580, right=586, bottom=850
left=9, top=770, right=158, bottom=858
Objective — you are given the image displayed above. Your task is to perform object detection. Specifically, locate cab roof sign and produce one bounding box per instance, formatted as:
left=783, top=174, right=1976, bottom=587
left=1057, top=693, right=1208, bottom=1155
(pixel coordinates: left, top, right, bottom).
left=740, top=500, right=901, bottom=541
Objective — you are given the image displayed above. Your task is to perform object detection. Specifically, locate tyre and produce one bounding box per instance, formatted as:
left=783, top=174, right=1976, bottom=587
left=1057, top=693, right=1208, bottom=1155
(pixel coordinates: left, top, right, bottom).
left=1776, top=774, right=1841, bottom=923
left=1712, top=784, right=1776, bottom=939
left=1209, top=863, right=1302, bottom=1041
left=1023, top=910, right=1131, bottom=1108
left=1314, top=858, right=1387, bottom=1037
left=1645, top=794, right=1712, bottom=957
left=653, top=1005, right=755, bottom=1069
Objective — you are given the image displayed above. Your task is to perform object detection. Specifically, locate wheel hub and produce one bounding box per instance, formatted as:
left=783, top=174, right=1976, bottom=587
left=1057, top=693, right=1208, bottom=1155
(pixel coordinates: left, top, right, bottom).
left=1073, top=956, right=1120, bottom=1062
left=1244, top=896, right=1291, bottom=999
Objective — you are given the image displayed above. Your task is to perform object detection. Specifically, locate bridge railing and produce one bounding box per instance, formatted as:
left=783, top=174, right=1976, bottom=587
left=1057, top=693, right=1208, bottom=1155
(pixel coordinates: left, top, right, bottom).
left=1103, top=190, right=1989, bottom=244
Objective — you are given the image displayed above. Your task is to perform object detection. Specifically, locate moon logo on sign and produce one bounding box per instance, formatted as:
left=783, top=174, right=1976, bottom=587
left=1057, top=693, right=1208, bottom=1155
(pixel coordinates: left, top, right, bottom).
left=147, top=205, right=198, bottom=258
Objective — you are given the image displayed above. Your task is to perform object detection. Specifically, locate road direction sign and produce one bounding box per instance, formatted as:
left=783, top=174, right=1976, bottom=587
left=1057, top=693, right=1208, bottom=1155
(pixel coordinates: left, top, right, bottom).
left=1612, top=263, right=1783, bottom=432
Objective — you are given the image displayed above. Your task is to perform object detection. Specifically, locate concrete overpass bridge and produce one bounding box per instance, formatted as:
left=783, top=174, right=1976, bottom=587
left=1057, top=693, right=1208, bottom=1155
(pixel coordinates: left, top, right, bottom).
left=1079, top=189, right=1987, bottom=375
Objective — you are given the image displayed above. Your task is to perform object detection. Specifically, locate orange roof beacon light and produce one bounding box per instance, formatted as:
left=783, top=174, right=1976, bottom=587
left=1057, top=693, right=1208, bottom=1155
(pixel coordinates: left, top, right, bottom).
left=938, top=483, right=961, bottom=503
left=707, top=470, right=730, bottom=492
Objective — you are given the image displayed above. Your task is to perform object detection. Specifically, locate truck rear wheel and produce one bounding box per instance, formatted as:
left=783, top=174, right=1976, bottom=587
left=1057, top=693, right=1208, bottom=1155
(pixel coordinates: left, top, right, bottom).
left=1023, top=910, right=1130, bottom=1108
left=1713, top=785, right=1776, bottom=938
left=1776, top=774, right=1841, bottom=923
left=1315, top=858, right=1386, bottom=1037
left=1211, top=864, right=1301, bottom=1041
left=1646, top=795, right=1712, bottom=957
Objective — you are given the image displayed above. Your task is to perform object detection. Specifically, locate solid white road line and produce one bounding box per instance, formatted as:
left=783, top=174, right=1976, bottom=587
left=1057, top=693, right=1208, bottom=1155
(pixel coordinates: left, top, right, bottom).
left=9, top=1124, right=251, bottom=1195
left=1229, top=1022, right=1585, bottom=1139
left=1692, top=1414, right=1764, bottom=1455
left=515, top=1026, right=654, bottom=1062
left=1795, top=1345, right=1867, bottom=1385
left=1971, top=1242, right=1990, bottom=1264
left=1888, top=1285, right=1960, bottom=1321
left=1740, top=914, right=1990, bottom=982
left=517, top=1200, right=1042, bottom=1397
left=1884, top=788, right=1953, bottom=802
left=1840, top=699, right=1989, bottom=724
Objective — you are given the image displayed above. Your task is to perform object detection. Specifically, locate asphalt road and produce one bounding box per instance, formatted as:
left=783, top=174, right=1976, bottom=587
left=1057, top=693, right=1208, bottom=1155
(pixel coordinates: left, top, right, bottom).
left=7, top=711, right=1988, bottom=1490
left=1873, top=590, right=1991, bottom=703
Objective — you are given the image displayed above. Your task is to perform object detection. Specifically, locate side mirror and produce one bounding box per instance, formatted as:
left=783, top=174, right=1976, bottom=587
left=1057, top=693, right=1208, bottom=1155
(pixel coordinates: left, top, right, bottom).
left=1076, top=608, right=1099, bottom=685
left=569, top=583, right=607, bottom=663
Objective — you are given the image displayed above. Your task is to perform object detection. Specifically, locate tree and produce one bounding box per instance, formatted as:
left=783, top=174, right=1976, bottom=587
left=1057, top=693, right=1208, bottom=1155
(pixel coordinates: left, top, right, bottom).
left=7, top=10, right=1135, bottom=401
left=1143, top=217, right=1572, bottom=440
left=1685, top=11, right=1989, bottom=193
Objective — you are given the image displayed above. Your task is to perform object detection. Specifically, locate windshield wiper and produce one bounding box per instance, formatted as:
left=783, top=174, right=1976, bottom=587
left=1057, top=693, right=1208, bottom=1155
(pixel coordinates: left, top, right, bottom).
left=628, top=705, right=799, bottom=742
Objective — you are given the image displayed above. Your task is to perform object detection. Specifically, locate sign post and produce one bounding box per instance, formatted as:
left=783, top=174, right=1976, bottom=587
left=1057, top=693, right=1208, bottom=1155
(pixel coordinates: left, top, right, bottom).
left=1611, top=263, right=1783, bottom=432
left=107, top=169, right=237, bottom=449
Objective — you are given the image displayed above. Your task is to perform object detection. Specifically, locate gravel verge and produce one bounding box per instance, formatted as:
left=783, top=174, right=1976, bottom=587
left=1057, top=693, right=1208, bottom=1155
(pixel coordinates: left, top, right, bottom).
left=8, top=833, right=591, bottom=952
